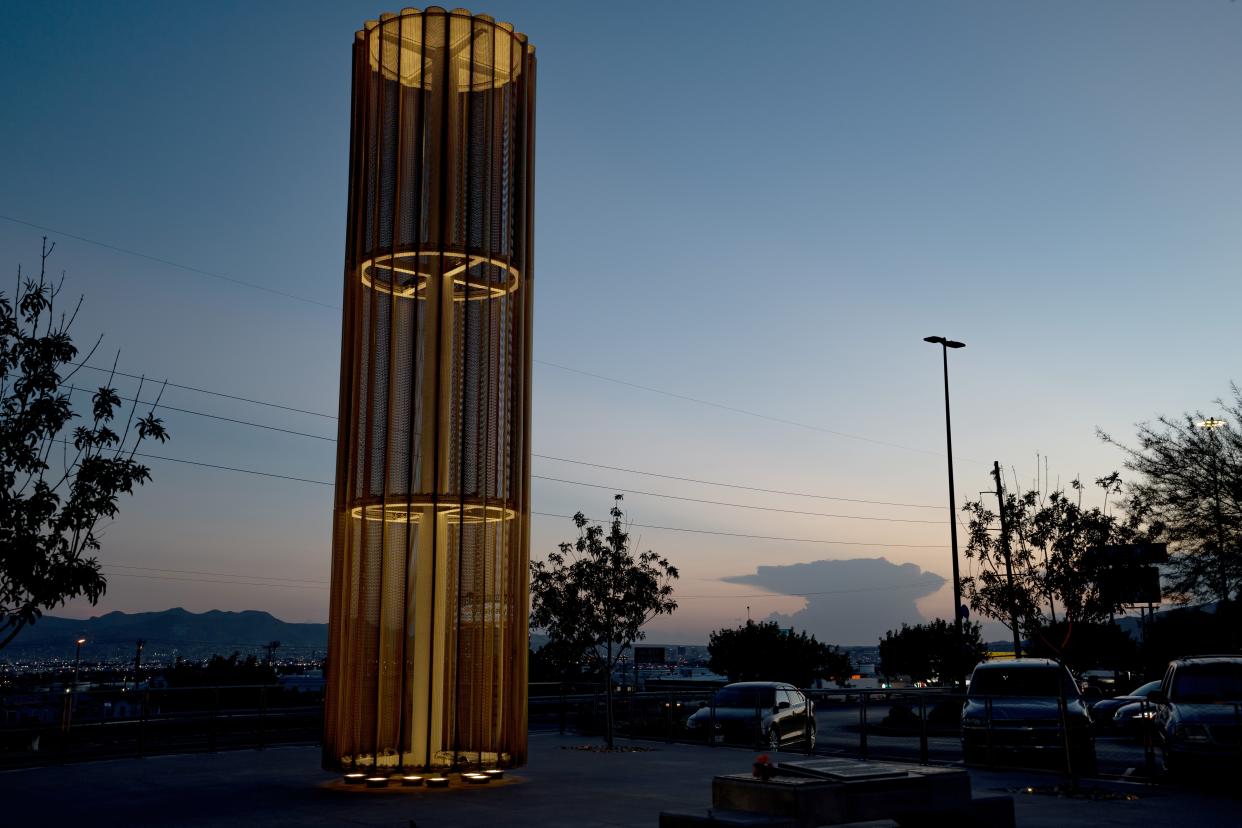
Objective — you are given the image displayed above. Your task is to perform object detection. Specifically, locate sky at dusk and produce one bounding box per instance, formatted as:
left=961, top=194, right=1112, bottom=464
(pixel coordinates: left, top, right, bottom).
left=1, top=1, right=1239, bottom=645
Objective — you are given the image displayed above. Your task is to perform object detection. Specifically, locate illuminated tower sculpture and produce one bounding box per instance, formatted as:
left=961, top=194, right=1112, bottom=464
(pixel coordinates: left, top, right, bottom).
left=324, top=7, right=535, bottom=773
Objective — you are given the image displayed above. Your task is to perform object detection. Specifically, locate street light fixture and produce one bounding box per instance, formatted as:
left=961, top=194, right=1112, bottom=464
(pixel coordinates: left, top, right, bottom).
left=1197, top=417, right=1229, bottom=600
left=924, top=336, right=966, bottom=687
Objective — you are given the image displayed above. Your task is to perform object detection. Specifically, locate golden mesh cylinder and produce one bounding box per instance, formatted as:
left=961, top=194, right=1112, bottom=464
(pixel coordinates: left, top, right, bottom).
left=324, top=6, right=535, bottom=773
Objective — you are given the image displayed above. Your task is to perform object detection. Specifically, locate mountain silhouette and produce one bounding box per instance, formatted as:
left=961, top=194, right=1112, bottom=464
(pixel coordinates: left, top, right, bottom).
left=3, top=608, right=328, bottom=660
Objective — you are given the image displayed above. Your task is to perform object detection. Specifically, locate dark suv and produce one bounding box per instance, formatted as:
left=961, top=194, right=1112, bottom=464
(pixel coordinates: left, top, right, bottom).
left=960, top=659, right=1095, bottom=772
left=1151, top=655, right=1242, bottom=772
left=685, top=682, right=815, bottom=750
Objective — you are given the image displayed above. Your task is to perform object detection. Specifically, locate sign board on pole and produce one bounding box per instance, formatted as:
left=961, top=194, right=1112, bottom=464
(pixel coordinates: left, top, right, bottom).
left=633, top=646, right=666, bottom=665
left=1084, top=543, right=1168, bottom=567
left=1101, top=566, right=1163, bottom=605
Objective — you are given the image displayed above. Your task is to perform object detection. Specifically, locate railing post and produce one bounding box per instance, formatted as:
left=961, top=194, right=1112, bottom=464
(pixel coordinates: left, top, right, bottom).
left=1057, top=692, right=1076, bottom=784
left=709, top=694, right=717, bottom=748
left=258, top=686, right=267, bottom=750
left=1142, top=698, right=1156, bottom=776
left=1234, top=703, right=1241, bottom=762
left=985, top=696, right=994, bottom=767
left=60, top=691, right=73, bottom=765
left=209, top=688, right=220, bottom=752
left=919, top=696, right=929, bottom=765
left=858, top=691, right=868, bottom=760
left=138, top=688, right=149, bottom=758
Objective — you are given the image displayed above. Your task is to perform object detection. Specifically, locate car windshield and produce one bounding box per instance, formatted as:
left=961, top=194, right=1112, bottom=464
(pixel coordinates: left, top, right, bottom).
left=1170, top=664, right=1242, bottom=702
left=969, top=667, right=1078, bottom=698
left=1130, top=680, right=1160, bottom=697
left=713, top=686, right=775, bottom=708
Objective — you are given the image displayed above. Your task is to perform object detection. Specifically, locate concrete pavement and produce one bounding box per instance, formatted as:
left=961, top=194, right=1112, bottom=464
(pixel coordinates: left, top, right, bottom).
left=0, top=733, right=1237, bottom=827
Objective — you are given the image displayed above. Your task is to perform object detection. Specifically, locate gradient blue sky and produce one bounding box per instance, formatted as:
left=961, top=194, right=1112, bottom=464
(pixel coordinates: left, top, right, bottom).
left=2, top=1, right=1238, bottom=644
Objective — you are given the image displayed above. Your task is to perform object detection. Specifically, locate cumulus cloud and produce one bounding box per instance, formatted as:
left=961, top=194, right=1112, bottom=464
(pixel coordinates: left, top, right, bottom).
left=721, top=557, right=946, bottom=645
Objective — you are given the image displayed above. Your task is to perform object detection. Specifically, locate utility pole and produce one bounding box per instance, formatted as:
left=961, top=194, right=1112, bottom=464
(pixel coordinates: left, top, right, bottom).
left=1197, top=418, right=1229, bottom=603
left=133, top=639, right=146, bottom=685
left=72, top=636, right=86, bottom=690
left=992, top=461, right=1022, bottom=659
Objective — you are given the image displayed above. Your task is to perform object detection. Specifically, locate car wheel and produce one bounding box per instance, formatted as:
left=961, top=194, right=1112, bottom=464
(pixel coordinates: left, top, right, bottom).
left=1162, top=749, right=1179, bottom=776
left=1071, top=745, right=1097, bottom=777
left=767, top=728, right=781, bottom=752
left=804, top=724, right=817, bottom=751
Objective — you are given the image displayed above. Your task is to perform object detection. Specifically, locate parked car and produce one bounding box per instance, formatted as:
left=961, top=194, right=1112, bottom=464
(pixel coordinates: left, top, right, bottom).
left=1090, top=680, right=1161, bottom=730
left=960, top=659, right=1096, bottom=772
left=1152, top=655, right=1242, bottom=772
left=1112, top=697, right=1160, bottom=737
left=685, top=682, right=815, bottom=750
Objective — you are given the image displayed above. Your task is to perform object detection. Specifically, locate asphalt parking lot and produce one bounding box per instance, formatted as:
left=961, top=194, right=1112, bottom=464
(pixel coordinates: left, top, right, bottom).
left=1, top=735, right=1237, bottom=828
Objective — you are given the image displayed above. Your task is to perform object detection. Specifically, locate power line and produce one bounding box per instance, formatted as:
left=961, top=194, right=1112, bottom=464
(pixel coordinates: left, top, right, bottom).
left=4, top=215, right=946, bottom=461
left=0, top=214, right=338, bottom=310
left=534, top=359, right=943, bottom=458
left=71, top=361, right=336, bottom=420
left=58, top=382, right=943, bottom=520
left=68, top=366, right=945, bottom=511
left=532, top=453, right=940, bottom=509
left=51, top=438, right=335, bottom=487
left=65, top=385, right=335, bottom=442
left=531, top=512, right=946, bottom=549
left=102, top=571, right=327, bottom=591
left=106, top=563, right=328, bottom=586
left=533, top=474, right=945, bottom=524
left=133, top=451, right=334, bottom=486
left=102, top=569, right=939, bottom=602
left=50, top=440, right=947, bottom=547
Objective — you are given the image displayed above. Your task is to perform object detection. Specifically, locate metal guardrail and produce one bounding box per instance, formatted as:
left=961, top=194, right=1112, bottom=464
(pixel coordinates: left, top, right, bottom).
left=0, top=684, right=321, bottom=769
left=534, top=684, right=1161, bottom=782
left=5, top=681, right=1194, bottom=779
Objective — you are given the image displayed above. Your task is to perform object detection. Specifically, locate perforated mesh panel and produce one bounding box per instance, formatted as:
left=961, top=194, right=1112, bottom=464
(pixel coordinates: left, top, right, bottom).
left=324, top=7, right=535, bottom=773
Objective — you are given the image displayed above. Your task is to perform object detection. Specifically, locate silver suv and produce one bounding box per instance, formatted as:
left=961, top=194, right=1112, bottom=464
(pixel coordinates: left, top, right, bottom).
left=1151, top=655, right=1242, bottom=772
left=961, top=659, right=1095, bottom=772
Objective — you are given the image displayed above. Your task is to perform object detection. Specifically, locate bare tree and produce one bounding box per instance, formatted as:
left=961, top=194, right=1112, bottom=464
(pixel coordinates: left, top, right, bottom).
left=1, top=239, right=169, bottom=649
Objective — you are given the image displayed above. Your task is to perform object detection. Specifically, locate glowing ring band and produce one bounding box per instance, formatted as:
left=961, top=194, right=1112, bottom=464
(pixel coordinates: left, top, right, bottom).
left=349, top=501, right=516, bottom=524
left=359, top=252, right=520, bottom=301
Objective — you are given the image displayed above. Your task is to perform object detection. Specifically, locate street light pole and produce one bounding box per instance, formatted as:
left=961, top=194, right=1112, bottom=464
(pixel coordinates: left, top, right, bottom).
left=72, top=636, right=86, bottom=691
left=924, top=336, right=966, bottom=688
left=1197, top=418, right=1229, bottom=602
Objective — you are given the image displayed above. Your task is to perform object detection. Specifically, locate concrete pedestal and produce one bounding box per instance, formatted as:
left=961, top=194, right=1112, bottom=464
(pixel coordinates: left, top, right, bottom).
left=702, top=758, right=1011, bottom=828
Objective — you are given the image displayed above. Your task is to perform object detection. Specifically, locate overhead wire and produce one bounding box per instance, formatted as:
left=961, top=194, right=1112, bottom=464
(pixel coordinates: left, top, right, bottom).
left=534, top=359, right=945, bottom=458
left=530, top=512, right=947, bottom=549
left=532, top=474, right=947, bottom=524
left=66, top=363, right=944, bottom=511
left=531, top=453, right=941, bottom=509
left=65, top=385, right=335, bottom=442
left=0, top=214, right=338, bottom=310
left=106, top=563, right=329, bottom=585
left=98, top=568, right=943, bottom=601
left=102, top=571, right=327, bottom=591
left=3, top=214, right=950, bottom=461
left=70, top=361, right=336, bottom=420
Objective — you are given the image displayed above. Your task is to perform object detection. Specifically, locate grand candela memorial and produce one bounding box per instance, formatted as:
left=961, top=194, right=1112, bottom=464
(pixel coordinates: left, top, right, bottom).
left=324, top=6, right=535, bottom=774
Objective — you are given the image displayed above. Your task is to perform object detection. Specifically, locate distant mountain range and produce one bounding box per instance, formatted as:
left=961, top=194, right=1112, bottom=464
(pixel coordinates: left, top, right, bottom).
left=2, top=608, right=329, bottom=661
